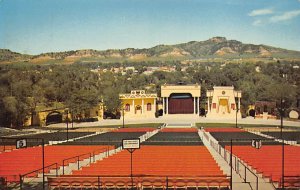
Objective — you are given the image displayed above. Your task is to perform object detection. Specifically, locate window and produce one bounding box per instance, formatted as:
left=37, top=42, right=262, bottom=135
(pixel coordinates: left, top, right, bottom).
left=212, top=103, right=216, bottom=109
left=231, top=104, right=235, bottom=110
left=147, top=103, right=152, bottom=111
left=125, top=104, right=130, bottom=112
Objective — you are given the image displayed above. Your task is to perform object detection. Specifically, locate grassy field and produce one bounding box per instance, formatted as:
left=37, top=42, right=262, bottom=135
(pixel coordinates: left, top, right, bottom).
left=44, top=123, right=164, bottom=131
left=195, top=123, right=299, bottom=129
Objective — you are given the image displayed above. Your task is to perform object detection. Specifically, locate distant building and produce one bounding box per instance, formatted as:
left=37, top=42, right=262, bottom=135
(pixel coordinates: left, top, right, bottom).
left=24, top=103, right=104, bottom=127
left=253, top=101, right=277, bottom=119
left=119, top=90, right=157, bottom=118
left=206, top=86, right=242, bottom=119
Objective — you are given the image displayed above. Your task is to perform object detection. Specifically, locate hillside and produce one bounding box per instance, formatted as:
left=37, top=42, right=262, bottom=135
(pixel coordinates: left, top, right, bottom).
left=1, top=37, right=300, bottom=64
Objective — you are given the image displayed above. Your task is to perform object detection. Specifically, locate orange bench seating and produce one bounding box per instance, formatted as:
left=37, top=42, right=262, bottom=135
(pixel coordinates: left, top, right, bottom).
left=225, top=145, right=300, bottom=188
left=49, top=145, right=229, bottom=189
left=0, top=145, right=112, bottom=182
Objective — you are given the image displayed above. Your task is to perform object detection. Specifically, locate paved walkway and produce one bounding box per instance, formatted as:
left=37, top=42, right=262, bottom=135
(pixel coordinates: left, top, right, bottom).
left=199, top=130, right=275, bottom=190
left=47, top=115, right=300, bottom=129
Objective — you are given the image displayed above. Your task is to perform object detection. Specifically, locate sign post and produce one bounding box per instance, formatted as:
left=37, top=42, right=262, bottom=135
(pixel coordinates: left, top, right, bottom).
left=122, top=139, right=140, bottom=189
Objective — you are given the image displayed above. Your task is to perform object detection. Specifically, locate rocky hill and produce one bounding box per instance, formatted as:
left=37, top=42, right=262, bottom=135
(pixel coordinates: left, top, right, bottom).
left=1, top=37, right=300, bottom=64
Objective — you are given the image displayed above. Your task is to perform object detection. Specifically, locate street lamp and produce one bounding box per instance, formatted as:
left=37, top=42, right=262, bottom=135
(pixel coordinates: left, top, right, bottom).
left=280, top=98, right=285, bottom=190
left=122, top=108, right=125, bottom=128
left=65, top=109, right=69, bottom=141
left=236, top=107, right=239, bottom=128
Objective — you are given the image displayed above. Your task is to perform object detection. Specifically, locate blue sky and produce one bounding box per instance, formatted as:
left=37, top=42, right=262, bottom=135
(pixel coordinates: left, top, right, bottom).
left=1, top=0, right=300, bottom=54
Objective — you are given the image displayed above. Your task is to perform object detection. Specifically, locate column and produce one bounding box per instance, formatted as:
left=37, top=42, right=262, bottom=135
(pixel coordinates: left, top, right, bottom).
left=142, top=98, right=144, bottom=114
left=197, top=97, right=200, bottom=115
left=162, top=97, right=165, bottom=114
left=132, top=99, right=135, bottom=115
left=208, top=97, right=210, bottom=113
left=238, top=97, right=241, bottom=112
left=194, top=97, right=196, bottom=114
left=166, top=97, right=169, bottom=115
left=154, top=98, right=157, bottom=113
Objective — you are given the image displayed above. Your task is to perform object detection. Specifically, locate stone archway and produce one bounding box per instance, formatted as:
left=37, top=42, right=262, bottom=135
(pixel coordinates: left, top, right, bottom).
left=249, top=109, right=255, bottom=117
left=46, top=111, right=63, bottom=125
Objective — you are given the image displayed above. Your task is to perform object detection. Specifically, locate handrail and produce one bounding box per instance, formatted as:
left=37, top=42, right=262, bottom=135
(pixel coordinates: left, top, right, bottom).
left=237, top=159, right=259, bottom=190
left=20, top=163, right=58, bottom=190
left=62, top=152, right=92, bottom=175
left=57, top=174, right=230, bottom=178
left=48, top=175, right=231, bottom=189
left=92, top=147, right=109, bottom=162
left=21, top=162, right=59, bottom=178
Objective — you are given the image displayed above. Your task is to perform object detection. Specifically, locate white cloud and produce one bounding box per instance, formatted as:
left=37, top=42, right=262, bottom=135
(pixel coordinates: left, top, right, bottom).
left=249, top=8, right=273, bottom=16
left=252, top=19, right=263, bottom=26
left=270, top=10, right=300, bottom=22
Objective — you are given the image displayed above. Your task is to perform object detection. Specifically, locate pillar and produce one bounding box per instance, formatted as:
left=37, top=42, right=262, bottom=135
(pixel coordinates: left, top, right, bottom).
left=132, top=99, right=135, bottom=115
left=162, top=97, right=165, bottom=114
left=154, top=98, right=157, bottom=113
left=207, top=97, right=210, bottom=113
left=166, top=97, right=169, bottom=115
left=142, top=98, right=144, bottom=114
left=238, top=97, right=241, bottom=112
left=197, top=97, right=200, bottom=115
left=194, top=97, right=196, bottom=114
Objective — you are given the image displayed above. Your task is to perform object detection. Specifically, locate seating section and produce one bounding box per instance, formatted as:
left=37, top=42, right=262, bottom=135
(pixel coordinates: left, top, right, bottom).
left=49, top=146, right=229, bottom=189
left=1, top=132, right=94, bottom=146
left=112, top=128, right=155, bottom=133
left=61, top=132, right=145, bottom=146
left=225, top=145, right=300, bottom=188
left=143, top=131, right=203, bottom=146
left=262, top=131, right=300, bottom=143
left=0, top=145, right=111, bottom=182
left=208, top=130, right=280, bottom=147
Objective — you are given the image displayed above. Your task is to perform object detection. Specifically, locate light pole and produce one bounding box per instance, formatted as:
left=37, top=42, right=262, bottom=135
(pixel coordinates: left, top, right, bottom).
left=280, top=98, right=285, bottom=190
left=122, top=108, right=125, bottom=128
left=65, top=109, right=69, bottom=141
left=236, top=107, right=239, bottom=128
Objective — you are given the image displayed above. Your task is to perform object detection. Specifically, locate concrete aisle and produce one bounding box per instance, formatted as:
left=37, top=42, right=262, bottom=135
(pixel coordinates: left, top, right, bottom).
left=198, top=130, right=275, bottom=190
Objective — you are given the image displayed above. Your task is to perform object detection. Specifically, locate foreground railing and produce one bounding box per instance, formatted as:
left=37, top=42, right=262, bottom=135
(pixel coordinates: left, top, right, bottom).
left=48, top=175, right=231, bottom=190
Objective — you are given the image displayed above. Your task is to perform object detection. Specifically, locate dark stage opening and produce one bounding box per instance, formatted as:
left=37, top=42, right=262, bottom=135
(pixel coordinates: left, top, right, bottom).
left=168, top=93, right=194, bottom=114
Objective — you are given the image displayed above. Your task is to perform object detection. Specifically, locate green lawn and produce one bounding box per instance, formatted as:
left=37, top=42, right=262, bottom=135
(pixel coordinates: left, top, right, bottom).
left=106, top=123, right=163, bottom=128
left=195, top=123, right=298, bottom=129
left=44, top=123, right=164, bottom=130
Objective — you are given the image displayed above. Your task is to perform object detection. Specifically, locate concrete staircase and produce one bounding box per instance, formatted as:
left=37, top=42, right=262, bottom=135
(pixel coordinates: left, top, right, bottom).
left=198, top=130, right=275, bottom=190
left=165, top=123, right=194, bottom=128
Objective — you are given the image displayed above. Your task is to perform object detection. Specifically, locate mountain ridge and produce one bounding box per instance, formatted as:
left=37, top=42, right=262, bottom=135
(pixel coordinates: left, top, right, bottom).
left=1, top=37, right=300, bottom=64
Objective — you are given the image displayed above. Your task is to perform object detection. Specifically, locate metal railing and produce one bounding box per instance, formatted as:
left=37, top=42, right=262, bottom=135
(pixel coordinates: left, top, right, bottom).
left=20, top=163, right=59, bottom=190
left=48, top=175, right=231, bottom=190
left=62, top=153, right=92, bottom=175
left=236, top=159, right=259, bottom=190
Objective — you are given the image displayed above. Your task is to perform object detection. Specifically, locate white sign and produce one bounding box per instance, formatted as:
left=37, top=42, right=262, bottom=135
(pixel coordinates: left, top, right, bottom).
left=251, top=139, right=262, bottom=149
left=16, top=139, right=27, bottom=149
left=122, top=139, right=140, bottom=149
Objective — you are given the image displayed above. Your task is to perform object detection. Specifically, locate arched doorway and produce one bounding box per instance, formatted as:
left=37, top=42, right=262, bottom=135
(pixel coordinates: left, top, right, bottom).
left=249, top=109, right=255, bottom=117
left=168, top=93, right=194, bottom=114
left=135, top=105, right=142, bottom=114
left=46, top=111, right=63, bottom=125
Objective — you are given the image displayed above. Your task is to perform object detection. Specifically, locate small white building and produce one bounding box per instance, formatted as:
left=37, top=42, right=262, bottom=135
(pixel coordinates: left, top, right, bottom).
left=206, top=86, right=242, bottom=118
left=119, top=90, right=157, bottom=118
